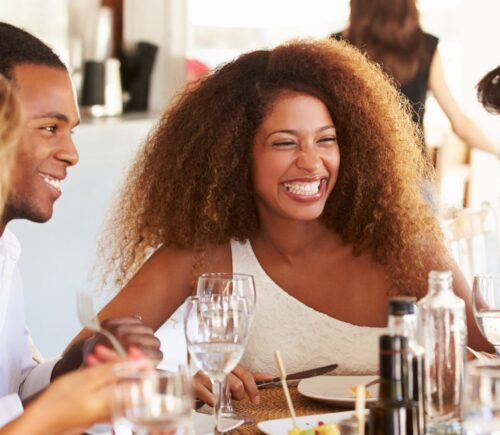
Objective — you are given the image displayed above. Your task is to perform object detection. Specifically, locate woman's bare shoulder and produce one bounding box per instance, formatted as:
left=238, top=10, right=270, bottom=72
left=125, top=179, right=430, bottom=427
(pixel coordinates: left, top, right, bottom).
left=151, top=242, right=231, bottom=269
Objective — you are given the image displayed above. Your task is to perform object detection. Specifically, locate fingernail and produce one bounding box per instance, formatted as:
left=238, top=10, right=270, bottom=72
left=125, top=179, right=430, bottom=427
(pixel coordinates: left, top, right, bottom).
left=129, top=347, right=147, bottom=360
left=86, top=354, right=97, bottom=366
left=252, top=395, right=260, bottom=405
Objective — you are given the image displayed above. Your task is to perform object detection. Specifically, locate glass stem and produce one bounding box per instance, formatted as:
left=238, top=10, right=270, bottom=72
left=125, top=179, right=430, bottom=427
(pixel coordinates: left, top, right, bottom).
left=219, top=375, right=234, bottom=414
left=211, top=378, right=224, bottom=434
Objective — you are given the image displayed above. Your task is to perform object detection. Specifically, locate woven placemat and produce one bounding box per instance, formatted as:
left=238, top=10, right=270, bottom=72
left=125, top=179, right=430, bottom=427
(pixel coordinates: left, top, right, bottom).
left=231, top=386, right=345, bottom=434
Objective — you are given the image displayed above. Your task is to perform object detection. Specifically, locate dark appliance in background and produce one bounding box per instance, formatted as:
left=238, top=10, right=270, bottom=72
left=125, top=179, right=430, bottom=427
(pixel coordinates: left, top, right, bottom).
left=119, top=41, right=158, bottom=112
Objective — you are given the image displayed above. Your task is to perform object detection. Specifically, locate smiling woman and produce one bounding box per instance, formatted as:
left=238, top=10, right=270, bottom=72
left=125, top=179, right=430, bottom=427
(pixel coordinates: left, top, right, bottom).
left=69, top=38, right=491, bottom=405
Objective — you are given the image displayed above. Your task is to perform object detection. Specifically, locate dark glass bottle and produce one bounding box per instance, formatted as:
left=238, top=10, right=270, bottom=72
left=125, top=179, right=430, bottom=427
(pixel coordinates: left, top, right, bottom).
left=387, top=297, right=425, bottom=435
left=369, top=335, right=419, bottom=435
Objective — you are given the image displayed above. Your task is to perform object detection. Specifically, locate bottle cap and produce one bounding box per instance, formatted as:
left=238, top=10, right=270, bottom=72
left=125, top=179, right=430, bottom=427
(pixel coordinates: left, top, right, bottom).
left=388, top=296, right=417, bottom=315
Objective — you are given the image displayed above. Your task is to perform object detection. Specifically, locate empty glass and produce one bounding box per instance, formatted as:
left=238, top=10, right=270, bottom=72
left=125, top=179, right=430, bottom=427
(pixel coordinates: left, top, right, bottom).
left=473, top=273, right=500, bottom=356
left=184, top=295, right=251, bottom=434
left=196, top=273, right=256, bottom=421
left=463, top=359, right=500, bottom=434
left=112, top=361, right=193, bottom=435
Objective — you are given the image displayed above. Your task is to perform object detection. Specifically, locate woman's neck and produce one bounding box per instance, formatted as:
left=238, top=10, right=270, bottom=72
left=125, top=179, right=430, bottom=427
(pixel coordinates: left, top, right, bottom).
left=252, top=217, right=342, bottom=261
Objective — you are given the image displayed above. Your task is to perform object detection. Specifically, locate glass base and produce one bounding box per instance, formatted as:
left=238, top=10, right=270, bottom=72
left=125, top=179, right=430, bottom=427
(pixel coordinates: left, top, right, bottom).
left=220, top=410, right=255, bottom=425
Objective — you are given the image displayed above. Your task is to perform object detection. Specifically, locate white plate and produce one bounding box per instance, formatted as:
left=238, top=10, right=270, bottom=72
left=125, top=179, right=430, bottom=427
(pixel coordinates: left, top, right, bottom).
left=86, top=411, right=243, bottom=435
left=257, top=410, right=355, bottom=435
left=298, top=375, right=378, bottom=408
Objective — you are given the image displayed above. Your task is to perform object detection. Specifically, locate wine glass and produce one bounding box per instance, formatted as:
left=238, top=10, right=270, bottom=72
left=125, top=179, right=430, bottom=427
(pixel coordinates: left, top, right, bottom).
left=184, top=295, right=251, bottom=434
left=463, top=359, right=500, bottom=434
left=472, top=273, right=500, bottom=356
left=112, top=361, right=193, bottom=435
left=196, top=273, right=256, bottom=422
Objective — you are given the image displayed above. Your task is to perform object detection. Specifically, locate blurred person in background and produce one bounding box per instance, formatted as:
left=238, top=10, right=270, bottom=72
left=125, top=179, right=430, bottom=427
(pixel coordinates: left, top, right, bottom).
left=477, top=66, right=500, bottom=114
left=332, top=0, right=500, bottom=159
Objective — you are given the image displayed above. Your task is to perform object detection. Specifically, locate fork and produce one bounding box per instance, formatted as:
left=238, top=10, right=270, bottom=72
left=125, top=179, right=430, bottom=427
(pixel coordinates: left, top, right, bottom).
left=76, top=290, right=127, bottom=357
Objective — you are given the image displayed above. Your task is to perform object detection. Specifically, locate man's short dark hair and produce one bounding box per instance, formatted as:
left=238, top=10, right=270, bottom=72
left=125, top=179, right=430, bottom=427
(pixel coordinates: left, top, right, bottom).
left=0, top=22, right=66, bottom=79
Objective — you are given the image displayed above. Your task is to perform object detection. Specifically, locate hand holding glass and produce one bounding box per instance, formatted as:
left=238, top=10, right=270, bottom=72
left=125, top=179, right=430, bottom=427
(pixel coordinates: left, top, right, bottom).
left=112, top=361, right=193, bottom=435
left=184, top=295, right=251, bottom=434
left=196, top=273, right=256, bottom=421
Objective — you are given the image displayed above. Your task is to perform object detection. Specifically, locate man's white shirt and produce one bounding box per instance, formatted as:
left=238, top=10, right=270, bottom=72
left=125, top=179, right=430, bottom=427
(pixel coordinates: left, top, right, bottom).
left=0, top=228, right=58, bottom=427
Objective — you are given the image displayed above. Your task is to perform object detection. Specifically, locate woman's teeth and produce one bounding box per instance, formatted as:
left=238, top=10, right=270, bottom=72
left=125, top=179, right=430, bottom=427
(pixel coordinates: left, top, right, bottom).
left=283, top=180, right=321, bottom=196
left=42, top=175, right=61, bottom=192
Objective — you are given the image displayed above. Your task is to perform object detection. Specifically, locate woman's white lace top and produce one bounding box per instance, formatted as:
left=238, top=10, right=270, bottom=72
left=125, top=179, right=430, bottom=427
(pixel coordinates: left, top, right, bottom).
left=232, top=239, right=385, bottom=375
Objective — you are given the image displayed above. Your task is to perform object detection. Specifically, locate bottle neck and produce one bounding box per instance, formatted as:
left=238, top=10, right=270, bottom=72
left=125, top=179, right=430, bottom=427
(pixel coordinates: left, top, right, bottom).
left=427, top=283, right=453, bottom=296
left=379, top=348, right=407, bottom=402
left=428, top=271, right=453, bottom=296
left=387, top=313, right=418, bottom=344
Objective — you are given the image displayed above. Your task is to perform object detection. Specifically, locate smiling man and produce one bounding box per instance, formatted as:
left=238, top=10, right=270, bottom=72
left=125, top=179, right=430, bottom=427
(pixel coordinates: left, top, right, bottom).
left=0, top=22, right=162, bottom=427
left=3, top=63, right=80, bottom=224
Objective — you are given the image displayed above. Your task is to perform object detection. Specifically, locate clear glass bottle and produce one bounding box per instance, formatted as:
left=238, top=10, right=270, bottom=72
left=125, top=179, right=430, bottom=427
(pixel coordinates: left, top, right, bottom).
left=417, top=270, right=467, bottom=434
left=369, top=335, right=419, bottom=435
left=387, top=297, right=425, bottom=435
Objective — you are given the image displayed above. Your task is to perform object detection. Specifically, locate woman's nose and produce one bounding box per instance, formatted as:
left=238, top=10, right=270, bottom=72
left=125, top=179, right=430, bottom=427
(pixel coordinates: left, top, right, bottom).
left=296, top=147, right=322, bottom=172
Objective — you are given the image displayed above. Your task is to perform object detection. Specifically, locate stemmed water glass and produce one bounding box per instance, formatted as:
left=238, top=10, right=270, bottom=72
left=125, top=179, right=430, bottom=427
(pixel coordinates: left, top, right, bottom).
left=196, top=273, right=256, bottom=422
left=472, top=273, right=500, bottom=356
left=184, top=295, right=251, bottom=434
left=112, top=361, right=193, bottom=435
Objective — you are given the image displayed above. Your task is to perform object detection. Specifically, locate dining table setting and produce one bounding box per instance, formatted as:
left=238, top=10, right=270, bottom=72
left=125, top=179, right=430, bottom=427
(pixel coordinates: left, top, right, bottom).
left=82, top=272, right=500, bottom=435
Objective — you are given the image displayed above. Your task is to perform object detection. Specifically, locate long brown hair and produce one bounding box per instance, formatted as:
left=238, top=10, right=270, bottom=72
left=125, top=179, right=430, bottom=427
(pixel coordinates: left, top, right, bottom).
left=0, top=75, right=22, bottom=217
left=347, top=0, right=428, bottom=84
left=99, top=38, right=443, bottom=297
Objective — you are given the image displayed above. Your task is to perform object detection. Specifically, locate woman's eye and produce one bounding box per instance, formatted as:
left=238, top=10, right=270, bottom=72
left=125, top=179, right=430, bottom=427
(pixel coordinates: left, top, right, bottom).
left=318, top=136, right=337, bottom=145
left=273, top=140, right=296, bottom=148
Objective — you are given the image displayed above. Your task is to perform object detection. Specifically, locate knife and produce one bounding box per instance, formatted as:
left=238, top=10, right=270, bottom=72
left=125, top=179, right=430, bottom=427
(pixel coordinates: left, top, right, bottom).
left=256, top=362, right=338, bottom=388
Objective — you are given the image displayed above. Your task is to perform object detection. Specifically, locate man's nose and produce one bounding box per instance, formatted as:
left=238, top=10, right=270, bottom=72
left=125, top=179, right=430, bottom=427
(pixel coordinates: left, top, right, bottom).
left=55, top=136, right=79, bottom=167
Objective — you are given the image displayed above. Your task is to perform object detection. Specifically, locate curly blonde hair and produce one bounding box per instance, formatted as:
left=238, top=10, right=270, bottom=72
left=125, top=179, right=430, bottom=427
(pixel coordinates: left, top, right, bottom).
left=100, top=38, right=444, bottom=296
left=0, top=75, right=22, bottom=217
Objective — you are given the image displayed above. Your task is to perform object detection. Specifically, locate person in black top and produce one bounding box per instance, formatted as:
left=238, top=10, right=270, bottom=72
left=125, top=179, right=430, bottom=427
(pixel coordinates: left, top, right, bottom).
left=333, top=0, right=500, bottom=158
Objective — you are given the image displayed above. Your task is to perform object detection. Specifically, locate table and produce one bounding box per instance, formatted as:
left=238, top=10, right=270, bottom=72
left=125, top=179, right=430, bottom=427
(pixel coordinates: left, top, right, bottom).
left=231, top=386, right=345, bottom=434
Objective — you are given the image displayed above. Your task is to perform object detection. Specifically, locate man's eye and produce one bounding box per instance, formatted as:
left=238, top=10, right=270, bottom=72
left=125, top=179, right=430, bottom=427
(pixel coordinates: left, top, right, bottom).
left=42, top=125, right=57, bottom=133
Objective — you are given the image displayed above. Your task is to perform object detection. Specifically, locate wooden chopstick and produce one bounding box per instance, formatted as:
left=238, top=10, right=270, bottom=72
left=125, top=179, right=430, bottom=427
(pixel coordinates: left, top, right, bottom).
left=274, top=351, right=299, bottom=430
left=355, top=385, right=365, bottom=435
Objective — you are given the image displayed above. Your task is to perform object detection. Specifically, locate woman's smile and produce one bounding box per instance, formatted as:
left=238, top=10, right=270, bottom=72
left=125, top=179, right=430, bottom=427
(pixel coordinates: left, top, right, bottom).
left=281, top=176, right=328, bottom=202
